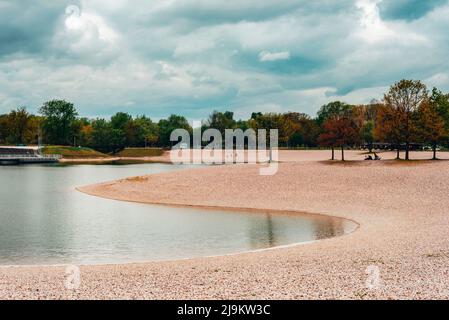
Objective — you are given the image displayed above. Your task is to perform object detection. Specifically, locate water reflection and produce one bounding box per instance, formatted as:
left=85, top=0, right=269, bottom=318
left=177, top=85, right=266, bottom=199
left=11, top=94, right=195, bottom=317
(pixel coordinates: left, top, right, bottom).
left=0, top=164, right=357, bottom=265
left=247, top=212, right=353, bottom=250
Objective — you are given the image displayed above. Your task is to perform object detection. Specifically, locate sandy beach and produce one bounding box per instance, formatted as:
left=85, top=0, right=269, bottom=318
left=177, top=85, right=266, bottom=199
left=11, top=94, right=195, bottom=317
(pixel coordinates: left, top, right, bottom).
left=2, top=150, right=449, bottom=299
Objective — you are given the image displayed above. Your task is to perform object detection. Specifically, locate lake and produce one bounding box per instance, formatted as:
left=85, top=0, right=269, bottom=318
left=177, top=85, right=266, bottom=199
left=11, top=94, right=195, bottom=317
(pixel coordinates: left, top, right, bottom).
left=0, top=163, right=357, bottom=265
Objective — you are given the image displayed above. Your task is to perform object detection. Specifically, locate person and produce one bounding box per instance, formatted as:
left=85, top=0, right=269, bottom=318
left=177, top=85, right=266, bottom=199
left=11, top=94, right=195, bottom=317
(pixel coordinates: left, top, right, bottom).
left=374, top=153, right=381, bottom=161
left=365, top=155, right=373, bottom=160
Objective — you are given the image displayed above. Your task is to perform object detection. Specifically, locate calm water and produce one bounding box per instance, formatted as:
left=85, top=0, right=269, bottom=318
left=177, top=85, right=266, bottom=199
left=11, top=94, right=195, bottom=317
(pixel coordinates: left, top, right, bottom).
left=0, top=163, right=356, bottom=265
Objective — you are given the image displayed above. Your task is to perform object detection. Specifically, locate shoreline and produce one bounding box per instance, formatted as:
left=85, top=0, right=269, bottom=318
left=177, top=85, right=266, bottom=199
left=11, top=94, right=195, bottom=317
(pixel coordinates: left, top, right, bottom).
left=59, top=149, right=449, bottom=164
left=77, top=183, right=361, bottom=223
left=2, top=150, right=449, bottom=299
left=59, top=156, right=172, bottom=164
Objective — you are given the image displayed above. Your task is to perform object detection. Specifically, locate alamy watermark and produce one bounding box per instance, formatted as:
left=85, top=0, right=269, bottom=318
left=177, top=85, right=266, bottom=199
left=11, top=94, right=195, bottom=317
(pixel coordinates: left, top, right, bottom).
left=365, top=265, right=381, bottom=290
left=169, top=122, right=279, bottom=175
left=64, top=265, right=81, bottom=290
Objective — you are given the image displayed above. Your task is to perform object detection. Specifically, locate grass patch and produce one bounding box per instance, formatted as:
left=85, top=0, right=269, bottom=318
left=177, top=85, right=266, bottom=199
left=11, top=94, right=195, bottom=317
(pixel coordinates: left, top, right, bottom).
left=424, top=251, right=449, bottom=259
left=42, top=146, right=108, bottom=159
left=125, top=176, right=149, bottom=182
left=114, top=148, right=163, bottom=158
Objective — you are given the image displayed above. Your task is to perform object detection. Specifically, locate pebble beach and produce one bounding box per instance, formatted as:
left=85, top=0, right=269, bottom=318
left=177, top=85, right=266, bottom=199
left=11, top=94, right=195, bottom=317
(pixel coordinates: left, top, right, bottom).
left=2, top=150, right=449, bottom=299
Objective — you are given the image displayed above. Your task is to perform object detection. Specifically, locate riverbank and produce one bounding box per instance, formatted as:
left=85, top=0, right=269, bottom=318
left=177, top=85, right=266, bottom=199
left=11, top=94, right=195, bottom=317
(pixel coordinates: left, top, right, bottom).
left=2, top=150, right=449, bottom=299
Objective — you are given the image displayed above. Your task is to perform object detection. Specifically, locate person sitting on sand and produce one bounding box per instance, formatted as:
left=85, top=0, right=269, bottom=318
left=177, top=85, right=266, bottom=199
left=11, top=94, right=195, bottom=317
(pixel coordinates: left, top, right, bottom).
left=365, top=155, right=373, bottom=160
left=374, top=153, right=381, bottom=160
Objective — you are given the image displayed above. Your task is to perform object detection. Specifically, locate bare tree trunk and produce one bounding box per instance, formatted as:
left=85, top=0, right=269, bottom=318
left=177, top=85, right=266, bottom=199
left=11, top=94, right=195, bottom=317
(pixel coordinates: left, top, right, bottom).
left=396, top=148, right=400, bottom=160
left=433, top=142, right=437, bottom=160
left=331, top=147, right=335, bottom=160
left=341, top=146, right=345, bottom=161
left=405, top=141, right=410, bottom=160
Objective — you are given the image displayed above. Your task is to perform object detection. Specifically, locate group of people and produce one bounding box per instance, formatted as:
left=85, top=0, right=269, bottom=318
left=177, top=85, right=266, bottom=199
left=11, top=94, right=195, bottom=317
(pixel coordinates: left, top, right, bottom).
left=365, top=153, right=381, bottom=161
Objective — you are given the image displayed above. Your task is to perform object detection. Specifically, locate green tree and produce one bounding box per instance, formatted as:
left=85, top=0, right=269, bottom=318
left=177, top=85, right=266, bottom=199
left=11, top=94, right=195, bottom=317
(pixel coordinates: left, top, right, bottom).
left=248, top=113, right=295, bottom=147
left=6, top=107, right=30, bottom=144
left=122, top=116, right=159, bottom=147
left=430, top=88, right=449, bottom=147
left=39, top=100, right=78, bottom=145
left=91, top=119, right=126, bottom=153
left=158, top=114, right=191, bottom=147
left=111, top=112, right=132, bottom=131
left=284, top=112, right=320, bottom=147
left=24, top=115, right=43, bottom=145
left=417, top=99, right=446, bottom=160
left=362, top=120, right=375, bottom=153
left=204, top=111, right=236, bottom=135
left=316, top=101, right=353, bottom=125
left=0, top=114, right=9, bottom=144
left=383, top=80, right=428, bottom=160
left=134, top=116, right=159, bottom=147
left=71, top=117, right=92, bottom=147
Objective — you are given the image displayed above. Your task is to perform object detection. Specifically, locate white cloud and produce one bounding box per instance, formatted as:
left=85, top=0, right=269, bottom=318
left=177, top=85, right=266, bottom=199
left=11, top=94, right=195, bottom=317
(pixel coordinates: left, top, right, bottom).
left=1, top=0, right=449, bottom=119
left=355, top=0, right=427, bottom=44
left=64, top=5, right=118, bottom=43
left=259, top=50, right=290, bottom=62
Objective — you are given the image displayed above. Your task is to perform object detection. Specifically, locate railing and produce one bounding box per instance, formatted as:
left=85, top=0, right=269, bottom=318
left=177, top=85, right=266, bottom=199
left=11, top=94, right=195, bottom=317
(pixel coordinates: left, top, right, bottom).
left=0, top=154, right=62, bottom=160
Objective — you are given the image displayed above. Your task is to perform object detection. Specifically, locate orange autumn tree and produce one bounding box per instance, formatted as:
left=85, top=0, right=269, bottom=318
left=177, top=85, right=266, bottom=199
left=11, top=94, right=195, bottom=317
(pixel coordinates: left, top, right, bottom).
left=316, top=101, right=354, bottom=160
left=318, top=117, right=360, bottom=161
left=417, top=99, right=446, bottom=160
left=375, top=103, right=403, bottom=159
left=317, top=124, right=337, bottom=160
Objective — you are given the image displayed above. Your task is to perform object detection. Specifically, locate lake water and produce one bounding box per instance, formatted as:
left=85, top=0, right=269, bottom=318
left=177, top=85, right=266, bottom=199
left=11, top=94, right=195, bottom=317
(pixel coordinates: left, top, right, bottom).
left=0, top=163, right=357, bottom=265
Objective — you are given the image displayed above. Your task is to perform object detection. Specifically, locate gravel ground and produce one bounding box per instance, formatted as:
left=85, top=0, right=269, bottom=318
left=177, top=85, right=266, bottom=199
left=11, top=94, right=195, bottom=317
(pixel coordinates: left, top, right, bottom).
left=2, top=150, right=449, bottom=299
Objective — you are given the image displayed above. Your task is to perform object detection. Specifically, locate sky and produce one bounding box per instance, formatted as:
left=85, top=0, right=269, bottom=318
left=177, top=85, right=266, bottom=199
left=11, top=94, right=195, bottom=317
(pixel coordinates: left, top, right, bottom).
left=0, top=0, right=449, bottom=121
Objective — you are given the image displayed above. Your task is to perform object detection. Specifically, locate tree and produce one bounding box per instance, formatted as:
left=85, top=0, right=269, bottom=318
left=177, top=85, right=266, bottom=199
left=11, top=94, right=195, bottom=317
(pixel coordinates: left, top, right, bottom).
left=375, top=104, right=403, bottom=159
left=158, top=114, right=191, bottom=147
left=78, top=121, right=94, bottom=147
left=318, top=117, right=360, bottom=161
left=39, top=100, right=78, bottom=145
left=6, top=107, right=30, bottom=144
left=383, top=80, right=428, bottom=160
left=205, top=111, right=236, bottom=135
left=91, top=119, right=126, bottom=153
left=317, top=126, right=338, bottom=160
left=111, top=112, right=132, bottom=131
left=316, top=101, right=353, bottom=126
left=0, top=114, right=9, bottom=144
left=417, top=99, right=446, bottom=160
left=284, top=112, right=320, bottom=148
left=121, top=115, right=159, bottom=147
left=71, top=117, right=92, bottom=147
left=430, top=88, right=449, bottom=147
left=362, top=120, right=375, bottom=153
left=24, top=115, right=43, bottom=145
left=317, top=101, right=354, bottom=158
left=248, top=113, right=295, bottom=147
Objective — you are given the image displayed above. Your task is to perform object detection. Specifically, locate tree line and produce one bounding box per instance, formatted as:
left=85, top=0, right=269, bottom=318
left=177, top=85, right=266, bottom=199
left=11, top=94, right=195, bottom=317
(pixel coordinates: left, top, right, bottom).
left=0, top=79, right=448, bottom=159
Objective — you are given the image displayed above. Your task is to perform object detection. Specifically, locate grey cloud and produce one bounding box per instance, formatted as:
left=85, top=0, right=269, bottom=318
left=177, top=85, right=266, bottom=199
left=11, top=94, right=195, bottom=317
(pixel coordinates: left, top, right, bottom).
left=0, top=1, right=74, bottom=57
left=379, top=0, right=448, bottom=21
left=1, top=0, right=449, bottom=119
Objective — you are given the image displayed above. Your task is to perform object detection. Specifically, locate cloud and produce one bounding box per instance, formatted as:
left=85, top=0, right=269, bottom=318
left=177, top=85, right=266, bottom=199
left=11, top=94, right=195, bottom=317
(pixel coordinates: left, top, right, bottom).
left=0, top=0, right=449, bottom=120
left=64, top=5, right=118, bottom=43
left=379, top=0, right=447, bottom=21
left=259, top=50, right=290, bottom=62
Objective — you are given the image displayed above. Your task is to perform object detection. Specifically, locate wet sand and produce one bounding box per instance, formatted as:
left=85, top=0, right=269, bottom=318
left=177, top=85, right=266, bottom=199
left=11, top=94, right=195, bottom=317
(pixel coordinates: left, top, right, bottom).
left=2, top=150, right=449, bottom=299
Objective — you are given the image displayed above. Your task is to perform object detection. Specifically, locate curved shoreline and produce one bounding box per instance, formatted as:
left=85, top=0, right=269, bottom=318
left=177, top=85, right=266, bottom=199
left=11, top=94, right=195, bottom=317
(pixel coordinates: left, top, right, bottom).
left=77, top=184, right=361, bottom=228
left=0, top=192, right=360, bottom=268
left=75, top=187, right=361, bottom=265
left=3, top=150, right=449, bottom=299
